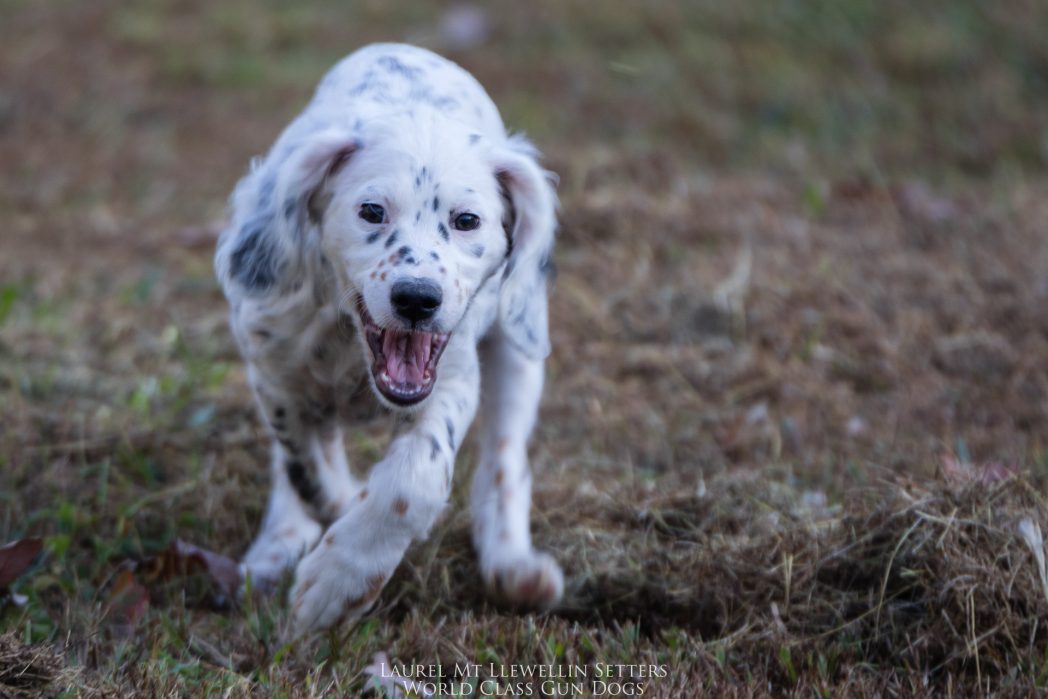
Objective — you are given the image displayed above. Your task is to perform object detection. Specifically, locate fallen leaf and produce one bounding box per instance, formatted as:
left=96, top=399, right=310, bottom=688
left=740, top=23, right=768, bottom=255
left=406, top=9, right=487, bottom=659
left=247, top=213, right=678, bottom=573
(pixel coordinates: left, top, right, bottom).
left=0, top=538, right=43, bottom=590
left=137, top=539, right=242, bottom=608
left=105, top=569, right=150, bottom=627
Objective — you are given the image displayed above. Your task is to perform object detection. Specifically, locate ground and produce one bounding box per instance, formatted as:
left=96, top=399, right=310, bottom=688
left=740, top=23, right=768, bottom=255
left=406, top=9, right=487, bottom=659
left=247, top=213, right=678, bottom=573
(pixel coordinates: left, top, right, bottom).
left=3, top=0, right=1048, bottom=696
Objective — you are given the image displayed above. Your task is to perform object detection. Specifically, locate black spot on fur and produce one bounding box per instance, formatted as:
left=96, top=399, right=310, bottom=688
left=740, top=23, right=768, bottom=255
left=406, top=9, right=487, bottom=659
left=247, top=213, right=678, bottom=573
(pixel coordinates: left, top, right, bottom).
left=385, top=230, right=399, bottom=248
left=366, top=230, right=382, bottom=244
left=397, top=245, right=412, bottom=258
left=257, top=177, right=275, bottom=209
left=539, top=250, right=557, bottom=282
left=287, top=461, right=318, bottom=504
left=229, top=213, right=279, bottom=291
left=415, top=211, right=422, bottom=224
left=432, top=197, right=440, bottom=212
left=349, top=70, right=379, bottom=96
left=274, top=406, right=285, bottom=419
left=299, top=399, right=335, bottom=426
left=427, top=94, right=459, bottom=110
left=437, top=223, right=449, bottom=241
left=405, top=256, right=416, bottom=265
left=469, top=133, right=480, bottom=145
left=378, top=55, right=423, bottom=80
left=283, top=197, right=297, bottom=220
left=469, top=244, right=485, bottom=258
left=430, top=251, right=440, bottom=261
left=446, top=418, right=456, bottom=451
left=429, top=434, right=441, bottom=460
left=415, top=176, right=421, bottom=189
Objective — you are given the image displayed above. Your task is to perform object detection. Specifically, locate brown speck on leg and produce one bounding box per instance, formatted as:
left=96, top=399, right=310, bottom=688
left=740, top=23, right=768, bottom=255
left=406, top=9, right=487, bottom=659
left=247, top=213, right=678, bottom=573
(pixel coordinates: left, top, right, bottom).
left=325, top=534, right=335, bottom=546
left=341, top=594, right=365, bottom=612
left=359, top=488, right=369, bottom=500
left=392, top=497, right=409, bottom=515
left=496, top=437, right=509, bottom=452
left=365, top=574, right=386, bottom=599
left=494, top=468, right=504, bottom=486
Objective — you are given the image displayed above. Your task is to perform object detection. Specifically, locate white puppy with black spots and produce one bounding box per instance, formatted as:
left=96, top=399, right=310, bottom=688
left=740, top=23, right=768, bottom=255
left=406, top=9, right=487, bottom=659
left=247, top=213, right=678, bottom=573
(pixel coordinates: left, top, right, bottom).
left=214, top=43, right=563, bottom=634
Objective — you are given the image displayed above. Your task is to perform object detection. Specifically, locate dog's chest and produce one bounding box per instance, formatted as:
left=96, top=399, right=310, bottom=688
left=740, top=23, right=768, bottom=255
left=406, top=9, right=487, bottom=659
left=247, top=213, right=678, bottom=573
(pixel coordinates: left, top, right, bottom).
left=301, top=306, right=367, bottom=388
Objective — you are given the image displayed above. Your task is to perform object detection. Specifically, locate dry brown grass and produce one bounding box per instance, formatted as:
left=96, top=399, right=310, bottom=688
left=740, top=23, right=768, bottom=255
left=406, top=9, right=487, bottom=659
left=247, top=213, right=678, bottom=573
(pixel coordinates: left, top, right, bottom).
left=384, top=470, right=1048, bottom=694
left=3, top=0, right=1048, bottom=695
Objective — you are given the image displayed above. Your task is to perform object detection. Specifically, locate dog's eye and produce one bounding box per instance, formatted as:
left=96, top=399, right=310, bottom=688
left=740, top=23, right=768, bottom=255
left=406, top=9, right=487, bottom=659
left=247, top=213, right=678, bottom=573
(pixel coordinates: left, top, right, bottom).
left=453, top=213, right=480, bottom=231
left=359, top=203, right=386, bottom=224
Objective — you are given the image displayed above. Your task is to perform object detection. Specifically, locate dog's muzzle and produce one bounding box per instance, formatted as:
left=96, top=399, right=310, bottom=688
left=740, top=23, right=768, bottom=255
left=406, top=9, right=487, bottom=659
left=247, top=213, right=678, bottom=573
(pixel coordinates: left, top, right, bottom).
left=357, top=297, right=449, bottom=406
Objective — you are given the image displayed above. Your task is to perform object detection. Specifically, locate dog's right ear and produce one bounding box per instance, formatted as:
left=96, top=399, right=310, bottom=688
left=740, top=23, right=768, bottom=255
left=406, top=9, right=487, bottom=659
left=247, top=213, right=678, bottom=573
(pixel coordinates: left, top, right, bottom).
left=277, top=130, right=362, bottom=233
left=216, top=131, right=360, bottom=295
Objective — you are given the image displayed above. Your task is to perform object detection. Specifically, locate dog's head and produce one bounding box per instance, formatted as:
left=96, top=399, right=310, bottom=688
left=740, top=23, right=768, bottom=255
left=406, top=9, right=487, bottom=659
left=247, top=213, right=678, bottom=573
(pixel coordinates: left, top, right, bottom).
left=275, top=114, right=555, bottom=408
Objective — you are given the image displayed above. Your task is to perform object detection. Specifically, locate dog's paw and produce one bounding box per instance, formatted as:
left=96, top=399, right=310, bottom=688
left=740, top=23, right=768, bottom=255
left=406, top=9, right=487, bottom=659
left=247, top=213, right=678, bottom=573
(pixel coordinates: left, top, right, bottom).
left=288, top=540, right=387, bottom=636
left=485, top=550, right=564, bottom=609
left=241, top=519, right=322, bottom=596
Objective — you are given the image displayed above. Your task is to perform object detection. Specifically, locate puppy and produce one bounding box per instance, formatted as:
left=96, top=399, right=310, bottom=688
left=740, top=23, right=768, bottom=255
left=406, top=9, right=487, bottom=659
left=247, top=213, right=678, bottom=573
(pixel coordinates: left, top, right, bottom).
left=214, top=43, right=562, bottom=634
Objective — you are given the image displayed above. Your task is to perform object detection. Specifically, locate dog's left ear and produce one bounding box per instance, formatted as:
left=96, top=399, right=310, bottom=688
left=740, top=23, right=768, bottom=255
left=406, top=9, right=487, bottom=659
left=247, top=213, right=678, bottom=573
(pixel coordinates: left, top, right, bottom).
left=492, top=135, right=557, bottom=360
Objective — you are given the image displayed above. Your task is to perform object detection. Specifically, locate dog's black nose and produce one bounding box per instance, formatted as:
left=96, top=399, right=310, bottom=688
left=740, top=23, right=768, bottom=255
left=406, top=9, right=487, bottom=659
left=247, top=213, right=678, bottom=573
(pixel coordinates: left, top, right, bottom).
left=390, top=278, right=443, bottom=323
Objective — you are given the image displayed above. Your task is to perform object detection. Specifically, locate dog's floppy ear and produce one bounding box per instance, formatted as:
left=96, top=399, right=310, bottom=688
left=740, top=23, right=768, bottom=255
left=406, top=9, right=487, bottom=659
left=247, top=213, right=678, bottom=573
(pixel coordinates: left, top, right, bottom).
left=217, top=130, right=360, bottom=295
left=492, top=135, right=557, bottom=360
left=276, top=129, right=362, bottom=232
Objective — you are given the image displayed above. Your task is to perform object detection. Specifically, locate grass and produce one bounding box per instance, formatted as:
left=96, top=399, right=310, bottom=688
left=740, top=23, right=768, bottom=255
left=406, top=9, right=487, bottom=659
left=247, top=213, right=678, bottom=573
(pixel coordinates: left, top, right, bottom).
left=2, top=0, right=1048, bottom=695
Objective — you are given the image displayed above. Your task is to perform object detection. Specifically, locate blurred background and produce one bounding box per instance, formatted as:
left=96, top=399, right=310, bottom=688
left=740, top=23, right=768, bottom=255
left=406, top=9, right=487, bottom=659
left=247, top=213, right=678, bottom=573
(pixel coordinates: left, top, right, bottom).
left=2, top=0, right=1048, bottom=694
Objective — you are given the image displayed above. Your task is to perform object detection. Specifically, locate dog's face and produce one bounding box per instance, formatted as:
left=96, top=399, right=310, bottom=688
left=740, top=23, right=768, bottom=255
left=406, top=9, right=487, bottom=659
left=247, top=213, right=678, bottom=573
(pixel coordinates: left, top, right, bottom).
left=313, top=122, right=510, bottom=407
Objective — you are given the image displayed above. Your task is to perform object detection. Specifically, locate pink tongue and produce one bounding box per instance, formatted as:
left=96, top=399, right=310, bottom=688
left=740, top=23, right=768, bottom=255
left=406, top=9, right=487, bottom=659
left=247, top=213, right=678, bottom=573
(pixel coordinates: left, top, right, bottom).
left=382, top=329, right=431, bottom=385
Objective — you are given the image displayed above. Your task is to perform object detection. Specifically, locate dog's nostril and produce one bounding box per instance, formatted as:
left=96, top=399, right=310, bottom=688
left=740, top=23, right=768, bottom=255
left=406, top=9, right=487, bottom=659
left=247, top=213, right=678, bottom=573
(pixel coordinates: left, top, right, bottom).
left=390, top=278, right=443, bottom=322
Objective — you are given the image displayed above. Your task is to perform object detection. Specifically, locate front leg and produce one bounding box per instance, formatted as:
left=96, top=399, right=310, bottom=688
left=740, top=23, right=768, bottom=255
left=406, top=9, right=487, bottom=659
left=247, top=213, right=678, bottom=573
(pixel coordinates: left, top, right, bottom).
left=289, top=348, right=480, bottom=635
left=241, top=368, right=363, bottom=592
left=471, top=330, right=563, bottom=607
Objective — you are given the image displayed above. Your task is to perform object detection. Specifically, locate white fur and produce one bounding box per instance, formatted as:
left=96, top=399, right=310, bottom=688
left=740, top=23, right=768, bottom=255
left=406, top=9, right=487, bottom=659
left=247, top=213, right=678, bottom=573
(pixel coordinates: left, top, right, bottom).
left=214, top=43, right=562, bottom=635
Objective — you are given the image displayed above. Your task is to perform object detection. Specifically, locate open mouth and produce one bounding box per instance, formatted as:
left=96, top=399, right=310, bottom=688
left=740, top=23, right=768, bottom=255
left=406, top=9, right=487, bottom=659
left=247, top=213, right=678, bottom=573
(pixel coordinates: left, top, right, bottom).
left=357, top=298, right=450, bottom=406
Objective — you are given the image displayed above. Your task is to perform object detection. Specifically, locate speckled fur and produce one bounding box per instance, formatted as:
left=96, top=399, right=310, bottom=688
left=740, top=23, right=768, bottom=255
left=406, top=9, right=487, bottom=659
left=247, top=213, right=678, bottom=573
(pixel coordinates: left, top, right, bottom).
left=214, top=43, right=562, bottom=635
